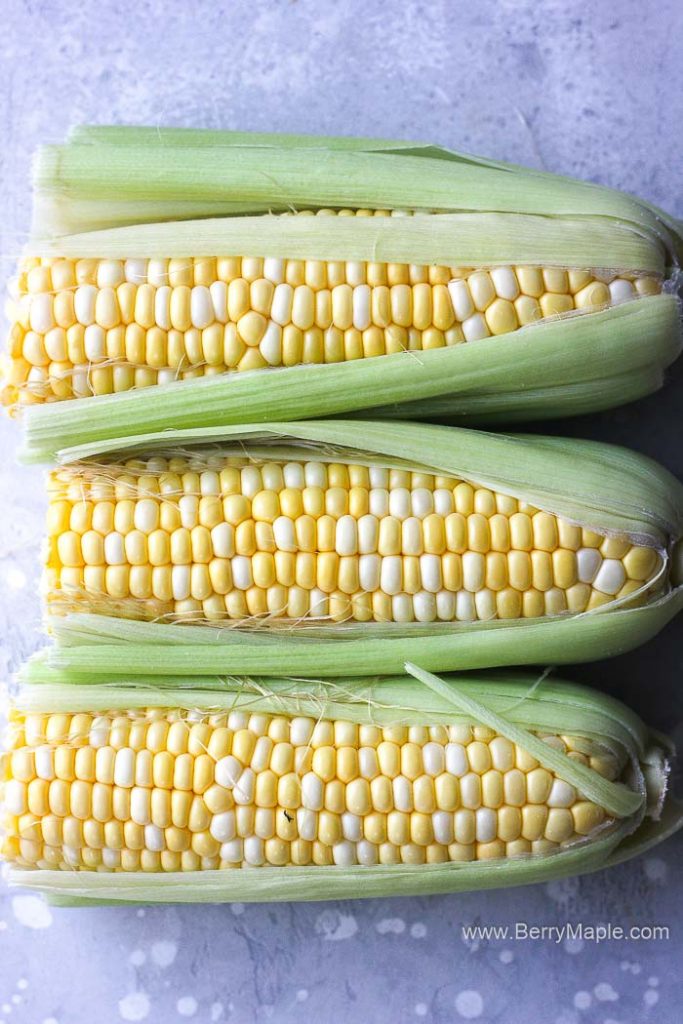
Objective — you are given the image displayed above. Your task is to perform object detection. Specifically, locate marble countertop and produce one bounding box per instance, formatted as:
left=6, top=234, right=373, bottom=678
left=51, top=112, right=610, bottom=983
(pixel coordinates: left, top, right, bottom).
left=1, top=1, right=682, bottom=1021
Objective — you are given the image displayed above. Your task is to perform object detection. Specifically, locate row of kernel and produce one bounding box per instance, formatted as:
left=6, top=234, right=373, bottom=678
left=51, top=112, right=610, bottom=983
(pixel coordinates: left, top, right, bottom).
left=12, top=265, right=655, bottom=354
left=13, top=250, right=593, bottom=290
left=16, top=270, right=651, bottom=348
left=8, top=322, right=468, bottom=404
left=2, top=798, right=606, bottom=854
left=4, top=711, right=560, bottom=752
left=18, top=252, right=657, bottom=299
left=4, top=834, right=599, bottom=871
left=48, top=540, right=655, bottom=598
left=1, top=767, right=593, bottom=825
left=46, top=575, right=648, bottom=624
left=49, top=537, right=651, bottom=594
left=4, top=711, right=622, bottom=781
left=51, top=464, right=525, bottom=503
left=74, top=574, right=620, bottom=622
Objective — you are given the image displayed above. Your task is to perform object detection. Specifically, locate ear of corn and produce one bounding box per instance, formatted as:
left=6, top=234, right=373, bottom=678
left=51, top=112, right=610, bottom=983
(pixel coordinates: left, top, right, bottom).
left=2, top=669, right=677, bottom=904
left=5, top=128, right=682, bottom=456
left=35, top=419, right=683, bottom=677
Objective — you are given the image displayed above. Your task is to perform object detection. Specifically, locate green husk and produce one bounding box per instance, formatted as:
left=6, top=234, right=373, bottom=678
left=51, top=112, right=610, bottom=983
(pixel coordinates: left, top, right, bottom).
left=66, top=125, right=426, bottom=151
left=33, top=419, right=683, bottom=675
left=19, top=296, right=682, bottom=464
left=7, top=670, right=677, bottom=905
left=33, top=131, right=679, bottom=258
left=28, top=210, right=663, bottom=269
left=30, top=590, right=683, bottom=679
left=13, top=672, right=651, bottom=752
left=62, top=124, right=683, bottom=265
left=367, top=363, right=671, bottom=425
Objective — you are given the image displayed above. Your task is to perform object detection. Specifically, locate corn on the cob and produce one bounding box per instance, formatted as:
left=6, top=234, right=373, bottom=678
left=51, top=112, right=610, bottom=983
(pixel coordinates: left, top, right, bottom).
left=2, top=671, right=676, bottom=903
left=7, top=128, right=683, bottom=460
left=45, top=448, right=664, bottom=626
left=35, top=420, right=682, bottom=677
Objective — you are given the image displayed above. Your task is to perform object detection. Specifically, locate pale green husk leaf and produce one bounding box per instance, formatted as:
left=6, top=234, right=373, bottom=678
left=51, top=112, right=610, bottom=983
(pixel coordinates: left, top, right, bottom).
left=27, top=211, right=663, bottom=270
left=32, top=589, right=683, bottom=678
left=33, top=130, right=681, bottom=265
left=59, top=124, right=683, bottom=265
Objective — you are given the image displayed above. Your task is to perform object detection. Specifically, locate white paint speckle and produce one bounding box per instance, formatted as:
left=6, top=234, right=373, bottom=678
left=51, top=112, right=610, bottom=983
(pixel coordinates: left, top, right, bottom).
left=376, top=917, right=406, bottom=935
left=455, top=990, right=483, bottom=1019
left=136, top=909, right=146, bottom=918
left=594, top=983, right=618, bottom=1002
left=410, top=922, right=427, bottom=939
left=16, top=982, right=27, bottom=992
left=129, top=950, right=146, bottom=967
left=118, top=991, right=150, bottom=1024
left=648, top=976, right=659, bottom=987
left=151, top=940, right=177, bottom=967
left=6, top=567, right=26, bottom=590
left=210, top=1005, right=223, bottom=1022
left=644, top=990, right=659, bottom=1008
left=1, top=1005, right=10, bottom=1015
left=415, top=1004, right=428, bottom=1017
left=0, top=923, right=6, bottom=931
left=43, top=1018, right=59, bottom=1024
left=632, top=963, right=642, bottom=975
left=643, top=857, right=667, bottom=882
left=12, top=895, right=52, bottom=929
left=315, top=910, right=358, bottom=941
left=11, top=995, right=21, bottom=1005
left=177, top=997, right=198, bottom=1017
left=295, top=991, right=308, bottom=1003
left=230, top=903, right=245, bottom=916
left=545, top=877, right=579, bottom=906
left=564, top=937, right=584, bottom=955
left=573, top=991, right=592, bottom=1010
left=499, top=949, right=514, bottom=964
left=118, top=992, right=150, bottom=1021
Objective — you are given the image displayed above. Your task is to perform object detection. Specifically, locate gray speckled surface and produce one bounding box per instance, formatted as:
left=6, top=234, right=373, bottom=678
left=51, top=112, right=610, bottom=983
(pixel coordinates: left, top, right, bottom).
left=1, top=1, right=682, bottom=1022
